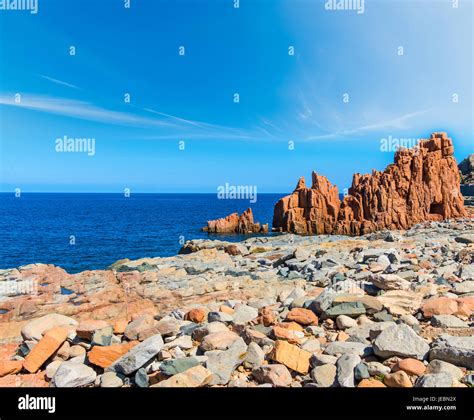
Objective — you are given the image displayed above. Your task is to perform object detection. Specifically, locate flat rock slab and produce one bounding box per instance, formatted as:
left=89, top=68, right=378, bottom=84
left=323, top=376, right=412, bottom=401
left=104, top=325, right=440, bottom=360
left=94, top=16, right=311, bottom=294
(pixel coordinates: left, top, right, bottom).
left=415, top=372, right=454, bottom=387
left=332, top=295, right=383, bottom=314
left=109, top=334, right=164, bottom=375
left=270, top=340, right=311, bottom=374
left=370, top=274, right=410, bottom=291
left=324, top=341, right=373, bottom=358
left=373, top=324, right=429, bottom=360
left=453, top=280, right=474, bottom=294
left=325, top=302, right=366, bottom=318
left=455, top=234, right=474, bottom=244
left=21, top=314, right=77, bottom=341
left=376, top=290, right=423, bottom=316
left=88, top=341, right=138, bottom=369
left=429, top=335, right=474, bottom=369
left=160, top=357, right=200, bottom=376
left=346, top=321, right=395, bottom=342
left=431, top=315, right=469, bottom=328
left=23, top=326, right=71, bottom=373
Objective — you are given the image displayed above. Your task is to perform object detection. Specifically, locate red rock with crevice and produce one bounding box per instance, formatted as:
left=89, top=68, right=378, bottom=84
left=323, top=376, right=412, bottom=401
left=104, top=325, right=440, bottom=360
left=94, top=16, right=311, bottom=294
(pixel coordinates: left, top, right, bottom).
left=273, top=133, right=467, bottom=235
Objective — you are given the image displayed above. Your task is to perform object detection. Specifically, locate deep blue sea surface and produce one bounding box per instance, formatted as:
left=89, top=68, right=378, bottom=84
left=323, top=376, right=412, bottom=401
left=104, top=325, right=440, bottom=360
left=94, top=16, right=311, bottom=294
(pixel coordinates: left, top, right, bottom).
left=0, top=193, right=285, bottom=273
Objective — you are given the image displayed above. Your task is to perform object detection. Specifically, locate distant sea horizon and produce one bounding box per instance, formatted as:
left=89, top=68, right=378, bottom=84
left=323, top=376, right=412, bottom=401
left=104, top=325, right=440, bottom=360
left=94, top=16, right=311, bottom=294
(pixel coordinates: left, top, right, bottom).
left=0, top=192, right=306, bottom=273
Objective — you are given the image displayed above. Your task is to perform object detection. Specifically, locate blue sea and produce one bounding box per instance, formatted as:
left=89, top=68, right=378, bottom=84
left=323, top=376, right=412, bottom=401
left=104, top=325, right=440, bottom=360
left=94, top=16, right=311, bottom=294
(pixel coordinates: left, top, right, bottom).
left=0, top=193, right=285, bottom=273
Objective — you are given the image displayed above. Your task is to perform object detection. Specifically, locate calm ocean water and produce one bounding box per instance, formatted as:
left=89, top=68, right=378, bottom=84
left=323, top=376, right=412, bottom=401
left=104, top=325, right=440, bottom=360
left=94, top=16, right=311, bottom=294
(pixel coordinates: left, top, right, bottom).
left=0, top=193, right=285, bottom=273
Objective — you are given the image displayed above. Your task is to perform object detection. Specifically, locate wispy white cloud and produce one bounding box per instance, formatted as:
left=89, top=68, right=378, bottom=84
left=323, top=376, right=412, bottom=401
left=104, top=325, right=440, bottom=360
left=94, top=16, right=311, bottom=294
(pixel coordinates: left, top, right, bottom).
left=0, top=94, right=175, bottom=128
left=304, top=109, right=432, bottom=141
left=39, top=75, right=81, bottom=90
left=0, top=93, right=269, bottom=141
left=353, top=109, right=432, bottom=132
left=297, top=92, right=313, bottom=121
left=139, top=106, right=250, bottom=138
left=0, top=92, right=434, bottom=144
left=259, top=117, right=284, bottom=133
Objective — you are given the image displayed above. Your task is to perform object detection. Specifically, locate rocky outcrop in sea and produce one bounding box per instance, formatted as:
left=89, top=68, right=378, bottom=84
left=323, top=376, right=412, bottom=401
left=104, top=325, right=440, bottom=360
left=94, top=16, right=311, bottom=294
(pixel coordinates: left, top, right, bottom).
left=273, top=132, right=466, bottom=235
left=203, top=208, right=268, bottom=234
left=0, top=218, right=473, bottom=388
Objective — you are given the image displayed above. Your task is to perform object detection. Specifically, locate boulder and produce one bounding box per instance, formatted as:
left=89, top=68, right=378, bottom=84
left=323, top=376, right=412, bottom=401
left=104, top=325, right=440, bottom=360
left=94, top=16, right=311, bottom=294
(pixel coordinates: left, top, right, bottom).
left=422, top=297, right=460, bottom=317
left=53, top=362, right=97, bottom=387
left=252, top=364, right=292, bottom=387
left=200, top=331, right=240, bottom=351
left=100, top=372, right=123, bottom=388
left=160, top=357, right=200, bottom=376
left=88, top=341, right=138, bottom=369
left=311, top=364, right=337, bottom=387
left=232, top=305, right=258, bottom=324
left=286, top=308, right=318, bottom=326
left=206, top=337, right=247, bottom=385
left=377, top=290, right=423, bottom=315
left=373, top=324, right=429, bottom=360
left=429, top=335, right=474, bottom=369
left=123, top=314, right=154, bottom=340
left=336, top=353, right=360, bottom=387
left=384, top=371, right=413, bottom=388
left=270, top=340, right=311, bottom=374
left=21, top=314, right=77, bottom=341
left=431, top=315, right=469, bottom=328
left=415, top=372, right=454, bottom=387
left=152, top=365, right=213, bottom=387
left=393, top=358, right=426, bottom=376
left=426, top=360, right=463, bottom=380
left=243, top=342, right=265, bottom=369
left=324, top=341, right=373, bottom=357
left=109, top=334, right=164, bottom=375
left=76, top=320, right=110, bottom=340
left=184, top=308, right=206, bottom=323
left=369, top=274, right=410, bottom=291
left=23, top=326, right=71, bottom=373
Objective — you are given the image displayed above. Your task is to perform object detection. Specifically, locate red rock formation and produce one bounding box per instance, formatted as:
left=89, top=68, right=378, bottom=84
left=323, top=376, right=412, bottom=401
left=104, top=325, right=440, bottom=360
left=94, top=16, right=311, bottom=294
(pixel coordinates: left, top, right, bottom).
left=203, top=208, right=268, bottom=234
left=273, top=132, right=467, bottom=235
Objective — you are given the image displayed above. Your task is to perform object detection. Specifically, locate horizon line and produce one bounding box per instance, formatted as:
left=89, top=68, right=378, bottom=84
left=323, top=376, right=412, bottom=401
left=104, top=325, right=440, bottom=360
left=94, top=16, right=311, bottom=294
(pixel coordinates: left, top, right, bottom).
left=0, top=191, right=295, bottom=195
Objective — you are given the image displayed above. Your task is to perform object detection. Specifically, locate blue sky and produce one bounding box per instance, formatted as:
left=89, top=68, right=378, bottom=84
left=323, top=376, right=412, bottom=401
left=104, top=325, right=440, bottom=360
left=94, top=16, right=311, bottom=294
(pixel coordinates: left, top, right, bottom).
left=0, top=0, right=472, bottom=193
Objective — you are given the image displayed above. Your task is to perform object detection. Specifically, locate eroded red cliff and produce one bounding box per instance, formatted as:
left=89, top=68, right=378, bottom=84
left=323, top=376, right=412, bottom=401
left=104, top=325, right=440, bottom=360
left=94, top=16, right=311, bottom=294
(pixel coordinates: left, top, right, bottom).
left=273, top=132, right=467, bottom=235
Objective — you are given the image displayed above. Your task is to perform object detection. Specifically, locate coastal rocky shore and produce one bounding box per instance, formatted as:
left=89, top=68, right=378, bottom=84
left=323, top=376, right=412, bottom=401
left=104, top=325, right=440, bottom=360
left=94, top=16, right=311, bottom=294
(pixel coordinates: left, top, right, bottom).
left=205, top=133, right=467, bottom=236
left=0, top=218, right=473, bottom=388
